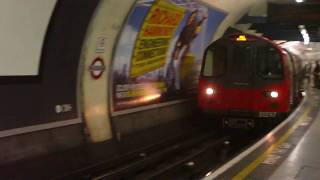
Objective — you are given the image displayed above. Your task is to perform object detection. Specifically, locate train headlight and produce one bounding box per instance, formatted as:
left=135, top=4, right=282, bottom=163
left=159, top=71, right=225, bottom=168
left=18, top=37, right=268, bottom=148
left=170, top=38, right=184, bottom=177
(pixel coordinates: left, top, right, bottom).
left=206, top=88, right=215, bottom=95
left=270, top=91, right=279, bottom=98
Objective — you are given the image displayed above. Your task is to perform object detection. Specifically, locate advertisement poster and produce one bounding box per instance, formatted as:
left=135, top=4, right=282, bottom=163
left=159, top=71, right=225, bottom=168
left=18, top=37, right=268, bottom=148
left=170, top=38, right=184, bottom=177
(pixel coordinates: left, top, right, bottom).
left=112, top=0, right=227, bottom=111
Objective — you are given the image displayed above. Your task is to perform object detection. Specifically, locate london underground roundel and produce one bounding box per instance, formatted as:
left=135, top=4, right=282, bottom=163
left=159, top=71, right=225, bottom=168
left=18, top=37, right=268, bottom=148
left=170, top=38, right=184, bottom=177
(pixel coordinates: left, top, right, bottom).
left=89, top=57, right=105, bottom=79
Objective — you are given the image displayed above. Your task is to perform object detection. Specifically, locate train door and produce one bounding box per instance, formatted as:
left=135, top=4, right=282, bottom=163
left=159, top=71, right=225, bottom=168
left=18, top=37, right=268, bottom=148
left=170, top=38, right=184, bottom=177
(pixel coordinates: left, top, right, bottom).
left=227, top=44, right=254, bottom=110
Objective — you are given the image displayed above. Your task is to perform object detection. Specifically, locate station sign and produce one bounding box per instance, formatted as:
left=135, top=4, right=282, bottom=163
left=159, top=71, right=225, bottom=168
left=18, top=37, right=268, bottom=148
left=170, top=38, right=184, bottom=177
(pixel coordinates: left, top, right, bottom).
left=89, top=57, right=105, bottom=79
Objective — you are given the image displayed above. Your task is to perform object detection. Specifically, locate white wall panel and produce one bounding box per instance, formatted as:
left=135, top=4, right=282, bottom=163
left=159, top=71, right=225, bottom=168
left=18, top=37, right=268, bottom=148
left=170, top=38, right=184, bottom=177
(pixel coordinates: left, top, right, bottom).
left=79, top=0, right=136, bottom=142
left=0, top=0, right=56, bottom=76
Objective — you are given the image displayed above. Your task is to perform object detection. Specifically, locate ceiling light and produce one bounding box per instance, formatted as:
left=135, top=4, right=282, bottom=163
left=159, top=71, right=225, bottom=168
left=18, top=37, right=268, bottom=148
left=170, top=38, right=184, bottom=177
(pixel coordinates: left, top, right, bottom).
left=300, top=27, right=310, bottom=45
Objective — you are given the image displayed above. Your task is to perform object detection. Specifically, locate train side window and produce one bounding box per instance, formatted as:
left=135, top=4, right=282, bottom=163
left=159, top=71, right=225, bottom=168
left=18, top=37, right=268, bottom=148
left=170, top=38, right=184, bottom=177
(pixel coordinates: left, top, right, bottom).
left=256, top=47, right=283, bottom=79
left=202, top=46, right=227, bottom=77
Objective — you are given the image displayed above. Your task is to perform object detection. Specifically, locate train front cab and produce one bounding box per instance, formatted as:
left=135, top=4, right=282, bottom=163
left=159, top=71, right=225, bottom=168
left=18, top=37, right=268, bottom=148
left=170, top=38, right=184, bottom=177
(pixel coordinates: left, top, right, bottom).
left=198, top=34, right=292, bottom=127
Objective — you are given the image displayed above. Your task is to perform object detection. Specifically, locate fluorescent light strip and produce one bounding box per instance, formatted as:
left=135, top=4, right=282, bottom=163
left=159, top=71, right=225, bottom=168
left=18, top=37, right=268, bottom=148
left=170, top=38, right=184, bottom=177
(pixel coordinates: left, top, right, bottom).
left=300, top=27, right=310, bottom=45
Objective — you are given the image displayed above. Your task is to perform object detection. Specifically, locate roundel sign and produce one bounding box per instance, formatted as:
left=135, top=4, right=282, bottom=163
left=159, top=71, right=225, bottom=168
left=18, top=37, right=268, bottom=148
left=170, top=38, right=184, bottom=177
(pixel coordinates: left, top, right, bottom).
left=89, top=57, right=105, bottom=79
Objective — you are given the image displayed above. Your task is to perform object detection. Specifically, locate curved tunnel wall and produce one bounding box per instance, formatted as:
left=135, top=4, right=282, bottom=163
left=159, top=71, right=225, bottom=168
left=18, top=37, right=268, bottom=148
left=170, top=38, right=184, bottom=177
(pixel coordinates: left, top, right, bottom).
left=80, top=0, right=136, bottom=142
left=81, top=0, right=266, bottom=141
left=80, top=0, right=231, bottom=142
left=202, top=0, right=266, bottom=40
left=0, top=0, right=262, bottom=163
left=107, top=0, right=227, bottom=140
left=101, top=0, right=262, bottom=140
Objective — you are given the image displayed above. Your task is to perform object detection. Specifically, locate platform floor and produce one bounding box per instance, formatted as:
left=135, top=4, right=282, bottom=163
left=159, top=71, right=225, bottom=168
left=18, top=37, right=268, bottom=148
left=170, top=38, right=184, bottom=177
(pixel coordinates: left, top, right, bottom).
left=205, top=87, right=320, bottom=180
left=270, top=95, right=320, bottom=180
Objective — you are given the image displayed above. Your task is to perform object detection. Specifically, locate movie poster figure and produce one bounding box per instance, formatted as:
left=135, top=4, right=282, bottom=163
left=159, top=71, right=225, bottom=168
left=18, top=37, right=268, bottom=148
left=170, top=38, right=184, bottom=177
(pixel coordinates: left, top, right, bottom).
left=166, top=10, right=207, bottom=92
left=314, top=61, right=320, bottom=88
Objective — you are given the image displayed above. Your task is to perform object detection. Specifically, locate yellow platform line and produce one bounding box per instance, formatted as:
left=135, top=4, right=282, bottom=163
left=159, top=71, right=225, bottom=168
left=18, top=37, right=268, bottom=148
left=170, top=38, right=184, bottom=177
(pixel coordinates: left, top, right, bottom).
left=232, top=107, right=312, bottom=180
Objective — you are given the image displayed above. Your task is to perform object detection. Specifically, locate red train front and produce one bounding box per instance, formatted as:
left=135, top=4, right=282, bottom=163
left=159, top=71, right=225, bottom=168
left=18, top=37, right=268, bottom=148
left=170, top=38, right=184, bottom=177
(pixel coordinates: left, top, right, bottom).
left=198, top=34, right=302, bottom=127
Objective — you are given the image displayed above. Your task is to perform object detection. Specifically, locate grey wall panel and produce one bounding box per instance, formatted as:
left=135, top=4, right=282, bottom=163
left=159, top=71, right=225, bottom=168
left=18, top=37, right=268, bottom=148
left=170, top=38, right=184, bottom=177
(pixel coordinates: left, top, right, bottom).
left=0, top=124, right=84, bottom=165
left=112, top=100, right=198, bottom=137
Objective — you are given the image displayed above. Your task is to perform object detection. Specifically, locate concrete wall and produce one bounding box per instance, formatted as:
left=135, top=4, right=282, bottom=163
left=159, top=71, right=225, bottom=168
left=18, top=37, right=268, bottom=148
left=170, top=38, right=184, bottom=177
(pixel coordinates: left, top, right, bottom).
left=112, top=100, right=197, bottom=138
left=0, top=124, right=84, bottom=165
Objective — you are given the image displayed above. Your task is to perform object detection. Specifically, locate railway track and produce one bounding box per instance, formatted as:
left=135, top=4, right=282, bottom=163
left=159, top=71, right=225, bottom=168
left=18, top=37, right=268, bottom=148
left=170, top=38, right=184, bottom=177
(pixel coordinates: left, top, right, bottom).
left=56, top=117, right=275, bottom=180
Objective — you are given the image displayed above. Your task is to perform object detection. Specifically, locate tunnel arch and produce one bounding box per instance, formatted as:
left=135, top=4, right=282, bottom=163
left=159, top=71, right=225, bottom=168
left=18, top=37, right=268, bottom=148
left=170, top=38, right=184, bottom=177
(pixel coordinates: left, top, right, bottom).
left=79, top=0, right=136, bottom=142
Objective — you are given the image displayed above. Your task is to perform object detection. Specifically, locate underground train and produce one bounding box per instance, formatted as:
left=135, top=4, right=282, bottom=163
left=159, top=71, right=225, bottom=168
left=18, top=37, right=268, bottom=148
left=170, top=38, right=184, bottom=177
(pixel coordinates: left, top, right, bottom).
left=198, top=34, right=304, bottom=127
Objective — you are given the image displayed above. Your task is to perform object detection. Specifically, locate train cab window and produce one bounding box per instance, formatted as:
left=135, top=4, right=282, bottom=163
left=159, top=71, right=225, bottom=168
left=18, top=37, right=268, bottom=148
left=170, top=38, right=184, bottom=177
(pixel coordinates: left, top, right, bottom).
left=202, top=46, right=227, bottom=77
left=231, top=46, right=252, bottom=75
left=256, top=47, right=283, bottom=79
